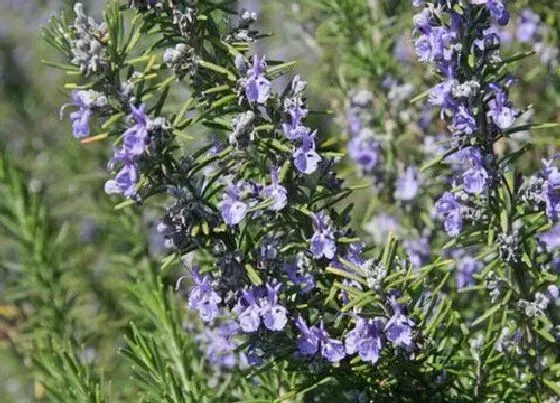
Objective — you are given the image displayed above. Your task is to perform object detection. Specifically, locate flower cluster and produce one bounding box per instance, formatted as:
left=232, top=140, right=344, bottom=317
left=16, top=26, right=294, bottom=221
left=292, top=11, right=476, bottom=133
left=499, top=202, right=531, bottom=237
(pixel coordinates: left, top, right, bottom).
left=283, top=75, right=322, bottom=175
left=413, top=0, right=518, bottom=238
left=104, top=105, right=169, bottom=198
left=347, top=89, right=379, bottom=175
left=69, top=3, right=108, bottom=75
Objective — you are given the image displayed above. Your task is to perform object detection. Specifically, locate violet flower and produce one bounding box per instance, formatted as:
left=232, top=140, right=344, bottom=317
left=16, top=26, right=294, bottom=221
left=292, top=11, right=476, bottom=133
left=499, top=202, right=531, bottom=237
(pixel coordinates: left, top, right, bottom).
left=263, top=166, right=287, bottom=211
left=104, top=163, right=138, bottom=197
left=245, top=54, right=271, bottom=104
left=188, top=269, right=222, bottom=323
left=60, top=90, right=107, bottom=138
left=260, top=283, right=288, bottom=331
left=123, top=104, right=149, bottom=156
left=395, top=166, right=421, bottom=201
left=295, top=316, right=345, bottom=362
left=455, top=255, right=483, bottom=289
left=234, top=289, right=261, bottom=333
left=462, top=147, right=489, bottom=194
left=517, top=9, right=540, bottom=43
left=294, top=130, right=322, bottom=175
left=537, top=224, right=560, bottom=251
left=345, top=316, right=385, bottom=364
left=385, top=294, right=415, bottom=352
left=435, top=192, right=463, bottom=237
left=219, top=182, right=249, bottom=225
left=310, top=211, right=336, bottom=260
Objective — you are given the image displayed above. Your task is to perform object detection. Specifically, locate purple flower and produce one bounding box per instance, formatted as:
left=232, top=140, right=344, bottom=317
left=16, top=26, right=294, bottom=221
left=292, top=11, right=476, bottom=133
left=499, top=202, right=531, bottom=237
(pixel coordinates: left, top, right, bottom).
left=234, top=289, right=261, bottom=333
left=487, top=85, right=516, bottom=130
left=197, top=322, right=240, bottom=369
left=319, top=334, right=346, bottom=363
left=462, top=148, right=489, bottom=194
left=364, top=213, right=400, bottom=243
left=295, top=316, right=345, bottom=363
left=282, top=105, right=309, bottom=140
left=444, top=209, right=463, bottom=237
left=234, top=284, right=288, bottom=332
left=60, top=90, right=107, bottom=138
left=295, top=315, right=319, bottom=355
left=245, top=54, right=271, bottom=104
left=435, top=192, right=463, bottom=237
left=260, top=283, right=288, bottom=331
left=451, top=106, right=477, bottom=135
left=219, top=183, right=249, bottom=225
left=455, top=255, right=483, bottom=289
left=474, top=0, right=509, bottom=26
left=263, top=166, right=287, bottom=211
left=348, top=135, right=379, bottom=173
left=284, top=261, right=315, bottom=294
left=395, top=166, right=421, bottom=201
left=188, top=269, right=222, bottom=323
left=547, top=285, right=559, bottom=301
left=310, top=211, right=336, bottom=260
left=543, top=159, right=560, bottom=221
left=537, top=224, right=560, bottom=250
left=123, top=104, right=149, bottom=156
left=385, top=294, right=415, bottom=352
left=104, top=164, right=138, bottom=196
left=345, top=317, right=384, bottom=364
left=517, top=9, right=540, bottom=43
left=294, top=130, right=322, bottom=174
left=404, top=237, right=431, bottom=268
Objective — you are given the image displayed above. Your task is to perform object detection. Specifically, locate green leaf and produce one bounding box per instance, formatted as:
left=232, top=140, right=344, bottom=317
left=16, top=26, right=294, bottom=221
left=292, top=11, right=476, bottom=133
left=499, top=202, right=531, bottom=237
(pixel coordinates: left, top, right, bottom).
left=267, top=61, right=297, bottom=79
left=198, top=60, right=237, bottom=81
left=543, top=379, right=560, bottom=395
left=245, top=264, right=263, bottom=286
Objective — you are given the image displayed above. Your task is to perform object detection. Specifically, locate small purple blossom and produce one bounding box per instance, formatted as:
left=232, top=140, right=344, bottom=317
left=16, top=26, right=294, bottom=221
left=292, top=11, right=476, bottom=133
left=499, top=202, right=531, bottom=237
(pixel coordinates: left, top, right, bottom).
left=295, top=315, right=319, bottom=355
left=473, top=0, right=509, bottom=26
left=282, top=105, right=309, bottom=140
left=295, top=316, right=345, bottom=362
left=463, top=148, right=489, bottom=194
left=187, top=269, right=222, bottom=323
left=123, top=104, right=149, bottom=156
left=404, top=237, right=431, bottom=268
left=537, top=224, right=560, bottom=250
left=395, top=166, right=421, bottom=201
left=543, top=158, right=560, bottom=221
left=219, top=183, right=249, bottom=225
left=197, top=321, right=240, bottom=369
left=245, top=54, right=271, bottom=104
left=234, top=289, right=261, bottom=332
left=455, top=255, right=483, bottom=289
left=451, top=106, right=477, bottom=135
left=348, top=135, right=379, bottom=173
left=234, top=284, right=288, bottom=332
left=435, top=192, right=463, bottom=237
left=260, top=283, right=288, bottom=331
left=104, top=164, right=138, bottom=197
left=310, top=211, right=336, bottom=260
left=345, top=317, right=384, bottom=364
left=263, top=166, right=287, bottom=211
left=294, top=130, right=322, bottom=174
left=284, top=260, right=315, bottom=294
left=385, top=294, right=415, bottom=352
left=60, top=90, right=107, bottom=138
left=487, top=85, right=516, bottom=130
left=517, top=9, right=540, bottom=43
